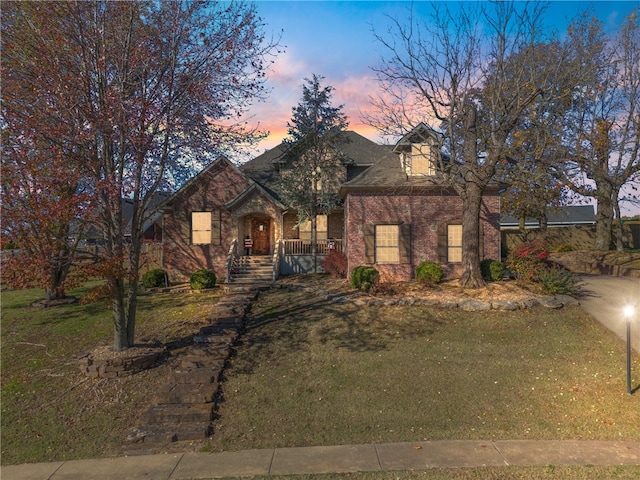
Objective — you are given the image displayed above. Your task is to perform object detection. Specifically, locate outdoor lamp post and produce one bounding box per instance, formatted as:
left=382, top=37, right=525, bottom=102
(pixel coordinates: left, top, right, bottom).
left=623, top=304, right=635, bottom=394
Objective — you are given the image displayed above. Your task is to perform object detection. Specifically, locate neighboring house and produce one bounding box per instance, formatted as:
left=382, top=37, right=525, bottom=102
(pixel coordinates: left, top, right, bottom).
left=161, top=125, right=502, bottom=283
left=500, top=205, right=596, bottom=229
left=122, top=193, right=169, bottom=243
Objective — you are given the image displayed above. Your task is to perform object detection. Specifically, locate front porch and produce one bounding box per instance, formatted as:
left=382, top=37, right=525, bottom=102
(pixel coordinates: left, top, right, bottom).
left=225, top=238, right=345, bottom=281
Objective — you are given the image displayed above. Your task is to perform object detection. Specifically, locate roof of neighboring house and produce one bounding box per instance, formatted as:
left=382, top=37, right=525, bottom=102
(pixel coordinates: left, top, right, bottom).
left=122, top=192, right=169, bottom=236
left=500, top=205, right=596, bottom=228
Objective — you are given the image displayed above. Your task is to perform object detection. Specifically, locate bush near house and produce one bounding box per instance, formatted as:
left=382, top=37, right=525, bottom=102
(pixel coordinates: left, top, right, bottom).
left=539, top=265, right=582, bottom=295
left=480, top=259, right=505, bottom=282
left=506, top=239, right=549, bottom=282
left=322, top=249, right=348, bottom=278
left=415, top=261, right=443, bottom=286
left=350, top=266, right=379, bottom=291
left=141, top=268, right=167, bottom=288
left=507, top=240, right=581, bottom=295
left=190, top=269, right=216, bottom=290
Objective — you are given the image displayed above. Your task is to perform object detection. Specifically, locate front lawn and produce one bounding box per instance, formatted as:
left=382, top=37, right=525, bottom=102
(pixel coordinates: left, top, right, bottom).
left=208, top=286, right=639, bottom=452
left=0, top=283, right=221, bottom=465
left=1, top=278, right=638, bottom=467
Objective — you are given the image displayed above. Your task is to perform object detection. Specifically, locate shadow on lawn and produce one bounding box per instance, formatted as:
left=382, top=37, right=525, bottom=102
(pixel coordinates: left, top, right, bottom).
left=235, top=289, right=445, bottom=376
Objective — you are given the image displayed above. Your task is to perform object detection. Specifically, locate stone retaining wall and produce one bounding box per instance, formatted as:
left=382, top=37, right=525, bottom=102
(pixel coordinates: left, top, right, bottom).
left=549, top=251, right=640, bottom=278
left=79, top=350, right=166, bottom=378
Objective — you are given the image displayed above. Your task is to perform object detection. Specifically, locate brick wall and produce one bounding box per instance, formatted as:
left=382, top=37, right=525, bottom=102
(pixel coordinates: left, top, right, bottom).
left=345, top=189, right=500, bottom=282
left=163, top=160, right=252, bottom=283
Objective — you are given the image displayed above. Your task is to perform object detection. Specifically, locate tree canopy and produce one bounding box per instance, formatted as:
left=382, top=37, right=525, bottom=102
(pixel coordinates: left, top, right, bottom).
left=1, top=0, right=278, bottom=350
left=368, top=1, right=581, bottom=287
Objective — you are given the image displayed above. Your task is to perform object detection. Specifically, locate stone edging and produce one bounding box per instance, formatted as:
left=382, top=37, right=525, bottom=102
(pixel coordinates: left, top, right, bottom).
left=78, top=350, right=167, bottom=378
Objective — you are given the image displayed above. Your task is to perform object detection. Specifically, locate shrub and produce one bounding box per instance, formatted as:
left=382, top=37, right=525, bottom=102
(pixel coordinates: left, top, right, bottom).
left=555, top=244, right=575, bottom=253
left=480, top=259, right=505, bottom=282
left=415, top=261, right=443, bottom=286
left=141, top=268, right=167, bottom=288
left=190, top=269, right=216, bottom=290
left=350, top=266, right=379, bottom=291
left=506, top=240, right=549, bottom=282
left=539, top=265, right=582, bottom=295
left=321, top=250, right=348, bottom=278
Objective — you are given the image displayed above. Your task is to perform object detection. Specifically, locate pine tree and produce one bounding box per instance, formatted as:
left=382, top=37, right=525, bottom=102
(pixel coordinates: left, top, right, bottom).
left=278, top=74, right=349, bottom=272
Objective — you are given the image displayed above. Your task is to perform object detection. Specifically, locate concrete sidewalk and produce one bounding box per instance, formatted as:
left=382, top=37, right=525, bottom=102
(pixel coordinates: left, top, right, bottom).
left=3, top=440, right=640, bottom=480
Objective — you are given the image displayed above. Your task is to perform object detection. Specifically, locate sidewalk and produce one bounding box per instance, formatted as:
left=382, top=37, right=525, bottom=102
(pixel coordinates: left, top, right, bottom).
left=3, top=440, right=640, bottom=480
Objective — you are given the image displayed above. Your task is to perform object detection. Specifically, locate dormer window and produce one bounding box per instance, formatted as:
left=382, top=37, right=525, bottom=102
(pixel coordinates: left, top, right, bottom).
left=410, top=143, right=434, bottom=176
left=394, top=123, right=441, bottom=177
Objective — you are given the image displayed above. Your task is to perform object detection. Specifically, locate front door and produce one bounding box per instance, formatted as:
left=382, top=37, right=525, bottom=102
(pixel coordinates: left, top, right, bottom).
left=251, top=218, right=270, bottom=255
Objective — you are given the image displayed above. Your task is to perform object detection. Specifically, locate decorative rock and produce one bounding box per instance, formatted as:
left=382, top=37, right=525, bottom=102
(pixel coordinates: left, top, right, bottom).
left=491, top=299, right=520, bottom=311
left=459, top=299, right=492, bottom=312
left=538, top=296, right=564, bottom=309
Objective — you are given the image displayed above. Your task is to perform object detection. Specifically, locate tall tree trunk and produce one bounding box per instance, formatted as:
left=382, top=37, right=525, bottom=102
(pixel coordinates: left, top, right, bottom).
left=613, top=190, right=624, bottom=252
left=459, top=183, right=485, bottom=288
left=311, top=214, right=318, bottom=274
left=594, top=183, right=614, bottom=250
left=126, top=237, right=142, bottom=347
left=110, top=276, right=128, bottom=351
left=44, top=252, right=70, bottom=301
left=539, top=213, right=548, bottom=231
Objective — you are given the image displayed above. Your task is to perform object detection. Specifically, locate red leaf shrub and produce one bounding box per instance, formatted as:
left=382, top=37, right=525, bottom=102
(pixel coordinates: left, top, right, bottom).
left=506, top=240, right=549, bottom=282
left=322, top=249, right=348, bottom=278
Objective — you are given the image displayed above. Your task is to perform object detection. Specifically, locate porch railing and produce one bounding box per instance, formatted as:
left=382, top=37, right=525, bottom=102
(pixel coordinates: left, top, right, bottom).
left=283, top=239, right=343, bottom=255
left=225, top=238, right=239, bottom=283
left=272, top=239, right=283, bottom=281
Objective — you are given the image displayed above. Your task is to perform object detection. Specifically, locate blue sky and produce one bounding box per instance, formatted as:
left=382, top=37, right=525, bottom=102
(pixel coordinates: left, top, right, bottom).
left=246, top=1, right=639, bottom=153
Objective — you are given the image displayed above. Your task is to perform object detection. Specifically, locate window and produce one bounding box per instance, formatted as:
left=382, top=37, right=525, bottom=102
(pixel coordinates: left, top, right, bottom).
left=192, top=212, right=211, bottom=244
left=299, top=215, right=328, bottom=240
left=364, top=224, right=410, bottom=264
left=375, top=225, right=399, bottom=263
left=447, top=224, right=462, bottom=263
left=191, top=211, right=221, bottom=245
left=411, top=143, right=434, bottom=176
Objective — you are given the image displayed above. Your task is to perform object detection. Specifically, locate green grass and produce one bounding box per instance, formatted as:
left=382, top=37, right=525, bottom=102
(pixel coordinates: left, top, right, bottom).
left=208, top=288, right=640, bottom=452
left=0, top=282, right=221, bottom=465
left=2, top=279, right=639, bottom=471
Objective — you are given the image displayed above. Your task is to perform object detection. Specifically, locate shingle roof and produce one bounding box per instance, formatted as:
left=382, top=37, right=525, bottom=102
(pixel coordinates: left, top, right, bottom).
left=239, top=131, right=391, bottom=195
left=500, top=205, right=596, bottom=227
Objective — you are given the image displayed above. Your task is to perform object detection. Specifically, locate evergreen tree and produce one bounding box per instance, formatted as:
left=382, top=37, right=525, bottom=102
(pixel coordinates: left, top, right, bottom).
left=278, top=74, right=349, bottom=272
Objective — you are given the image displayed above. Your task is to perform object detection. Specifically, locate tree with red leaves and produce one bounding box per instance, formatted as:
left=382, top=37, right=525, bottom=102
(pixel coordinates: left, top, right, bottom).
left=2, top=1, right=278, bottom=350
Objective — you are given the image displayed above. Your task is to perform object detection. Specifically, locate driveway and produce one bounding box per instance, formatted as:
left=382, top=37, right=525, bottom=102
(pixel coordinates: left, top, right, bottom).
left=579, top=275, right=640, bottom=355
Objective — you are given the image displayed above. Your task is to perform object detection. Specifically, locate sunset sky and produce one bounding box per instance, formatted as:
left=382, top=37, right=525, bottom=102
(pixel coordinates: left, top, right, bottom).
left=243, top=1, right=639, bottom=153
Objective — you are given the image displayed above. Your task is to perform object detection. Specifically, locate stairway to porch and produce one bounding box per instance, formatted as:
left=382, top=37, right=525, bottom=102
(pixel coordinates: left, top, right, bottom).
left=227, top=255, right=274, bottom=285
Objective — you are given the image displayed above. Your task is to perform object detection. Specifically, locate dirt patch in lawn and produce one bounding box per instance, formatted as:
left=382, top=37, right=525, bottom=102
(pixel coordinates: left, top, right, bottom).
left=277, top=274, right=546, bottom=304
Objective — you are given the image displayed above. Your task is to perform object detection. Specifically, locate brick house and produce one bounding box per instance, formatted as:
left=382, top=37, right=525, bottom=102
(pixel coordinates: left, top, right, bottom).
left=161, top=125, right=501, bottom=283
left=341, top=124, right=501, bottom=281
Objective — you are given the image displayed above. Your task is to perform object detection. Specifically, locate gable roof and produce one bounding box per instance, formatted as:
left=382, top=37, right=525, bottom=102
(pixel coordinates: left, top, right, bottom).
left=165, top=155, right=284, bottom=211
left=392, top=122, right=443, bottom=153
left=239, top=131, right=391, bottom=196
left=500, top=205, right=596, bottom=228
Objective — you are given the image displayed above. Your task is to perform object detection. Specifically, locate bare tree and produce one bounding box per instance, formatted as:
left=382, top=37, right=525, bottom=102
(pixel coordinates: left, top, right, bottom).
left=366, top=1, right=578, bottom=287
left=557, top=11, right=640, bottom=250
